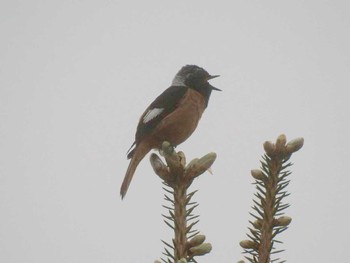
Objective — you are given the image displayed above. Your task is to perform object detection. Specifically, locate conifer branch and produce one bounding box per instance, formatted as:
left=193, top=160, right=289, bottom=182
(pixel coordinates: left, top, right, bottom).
left=240, top=134, right=304, bottom=263
left=151, top=142, right=216, bottom=263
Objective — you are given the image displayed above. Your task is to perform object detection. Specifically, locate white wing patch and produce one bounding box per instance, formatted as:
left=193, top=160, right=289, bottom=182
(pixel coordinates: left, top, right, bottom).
left=143, top=108, right=164, bottom=123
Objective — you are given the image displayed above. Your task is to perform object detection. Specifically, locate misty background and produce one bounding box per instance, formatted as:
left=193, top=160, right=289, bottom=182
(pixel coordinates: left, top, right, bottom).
left=1, top=1, right=349, bottom=262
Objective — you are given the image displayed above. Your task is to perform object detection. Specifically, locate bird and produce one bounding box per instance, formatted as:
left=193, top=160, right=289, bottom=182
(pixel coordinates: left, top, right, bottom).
left=120, top=65, right=221, bottom=199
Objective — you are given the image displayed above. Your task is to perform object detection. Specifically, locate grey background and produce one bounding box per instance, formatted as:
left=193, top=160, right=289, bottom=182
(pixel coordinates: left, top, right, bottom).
left=1, top=1, right=349, bottom=262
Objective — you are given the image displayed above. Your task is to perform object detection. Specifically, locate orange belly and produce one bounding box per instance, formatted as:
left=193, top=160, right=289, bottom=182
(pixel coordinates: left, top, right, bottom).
left=151, top=89, right=206, bottom=147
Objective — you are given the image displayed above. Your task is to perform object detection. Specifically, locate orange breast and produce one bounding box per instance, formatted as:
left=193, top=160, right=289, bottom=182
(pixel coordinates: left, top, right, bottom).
left=151, top=89, right=206, bottom=147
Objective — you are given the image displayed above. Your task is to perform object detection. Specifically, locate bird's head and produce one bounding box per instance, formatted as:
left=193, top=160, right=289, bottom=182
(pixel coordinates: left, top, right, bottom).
left=172, top=65, right=221, bottom=106
left=172, top=64, right=221, bottom=91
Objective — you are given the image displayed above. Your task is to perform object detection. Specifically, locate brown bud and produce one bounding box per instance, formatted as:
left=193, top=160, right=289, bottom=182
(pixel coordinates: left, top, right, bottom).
left=285, top=138, right=304, bottom=154
left=187, top=234, right=206, bottom=248
left=239, top=240, right=257, bottom=250
left=185, top=153, right=217, bottom=180
left=276, top=134, right=287, bottom=152
left=197, top=153, right=217, bottom=171
left=177, top=259, right=187, bottom=263
left=150, top=153, right=170, bottom=180
left=252, top=219, right=262, bottom=229
left=274, top=216, right=292, bottom=226
left=250, top=169, right=265, bottom=181
left=263, top=141, right=276, bottom=156
left=186, top=158, right=200, bottom=170
left=177, top=151, right=186, bottom=167
left=189, top=243, right=212, bottom=256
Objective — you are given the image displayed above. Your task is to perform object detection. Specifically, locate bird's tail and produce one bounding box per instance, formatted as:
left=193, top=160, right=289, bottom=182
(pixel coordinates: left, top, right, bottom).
left=120, top=142, right=151, bottom=199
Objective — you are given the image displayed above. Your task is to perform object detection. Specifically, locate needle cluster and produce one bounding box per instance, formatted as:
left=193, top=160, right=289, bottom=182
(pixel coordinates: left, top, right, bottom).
left=150, top=142, right=216, bottom=263
left=240, top=134, right=304, bottom=263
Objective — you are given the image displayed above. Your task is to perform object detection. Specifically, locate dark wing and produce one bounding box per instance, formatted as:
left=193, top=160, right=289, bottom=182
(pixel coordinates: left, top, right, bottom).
left=127, top=86, right=188, bottom=159
left=136, top=86, right=188, bottom=140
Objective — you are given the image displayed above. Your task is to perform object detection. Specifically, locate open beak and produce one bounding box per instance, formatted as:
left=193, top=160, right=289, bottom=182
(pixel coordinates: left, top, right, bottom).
left=211, top=86, right=222, bottom=91
left=208, top=75, right=221, bottom=91
left=208, top=74, right=220, bottom=80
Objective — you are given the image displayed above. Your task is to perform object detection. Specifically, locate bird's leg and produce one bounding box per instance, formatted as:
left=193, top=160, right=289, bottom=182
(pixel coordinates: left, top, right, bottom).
left=159, top=142, right=175, bottom=157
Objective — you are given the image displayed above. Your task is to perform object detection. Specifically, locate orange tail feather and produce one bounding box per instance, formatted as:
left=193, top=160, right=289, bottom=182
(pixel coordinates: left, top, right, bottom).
left=120, top=142, right=151, bottom=199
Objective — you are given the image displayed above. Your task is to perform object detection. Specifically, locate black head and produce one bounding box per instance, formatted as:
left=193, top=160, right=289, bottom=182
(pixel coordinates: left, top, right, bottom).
left=172, top=65, right=221, bottom=107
